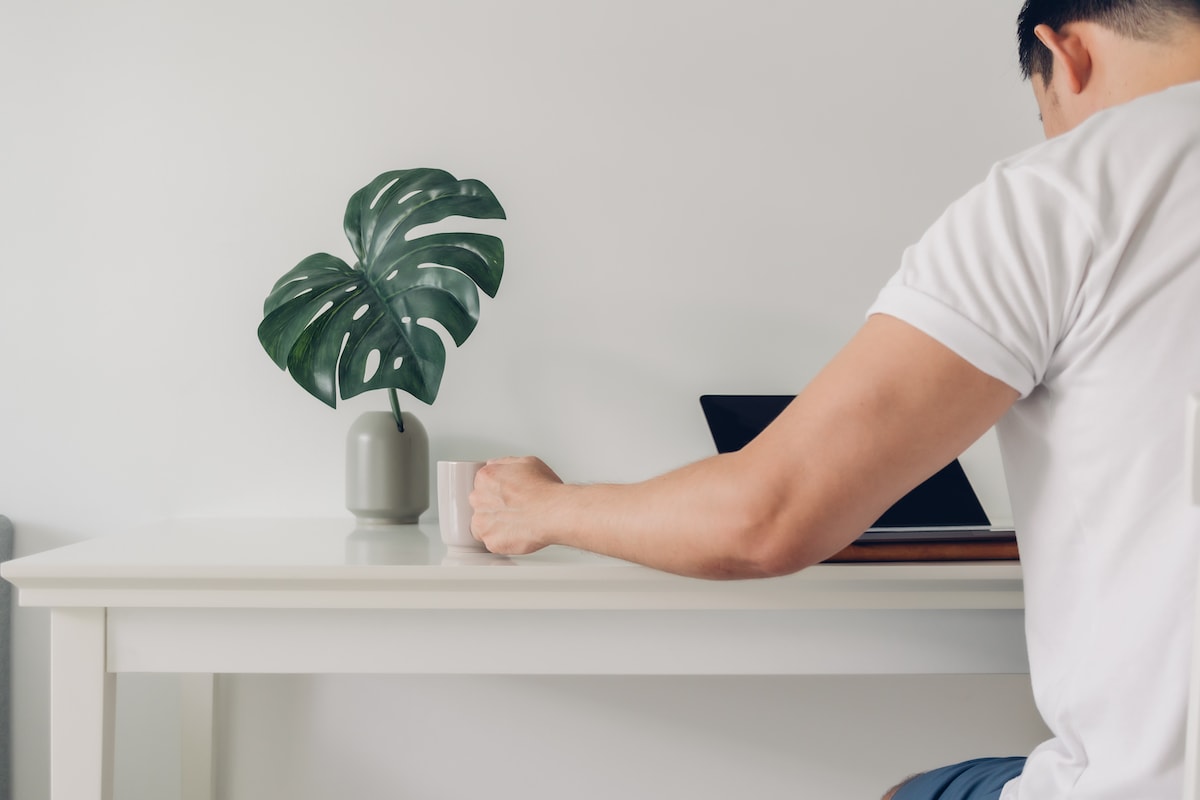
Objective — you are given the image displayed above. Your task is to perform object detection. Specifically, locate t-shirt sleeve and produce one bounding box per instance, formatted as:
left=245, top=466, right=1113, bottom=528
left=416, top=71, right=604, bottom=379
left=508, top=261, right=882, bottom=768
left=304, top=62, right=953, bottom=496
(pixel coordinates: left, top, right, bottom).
left=867, top=162, right=1096, bottom=398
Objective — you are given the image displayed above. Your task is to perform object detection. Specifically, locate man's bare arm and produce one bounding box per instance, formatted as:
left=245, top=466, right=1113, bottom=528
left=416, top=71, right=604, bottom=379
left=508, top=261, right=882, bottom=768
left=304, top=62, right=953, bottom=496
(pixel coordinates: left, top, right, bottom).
left=469, top=314, right=1019, bottom=579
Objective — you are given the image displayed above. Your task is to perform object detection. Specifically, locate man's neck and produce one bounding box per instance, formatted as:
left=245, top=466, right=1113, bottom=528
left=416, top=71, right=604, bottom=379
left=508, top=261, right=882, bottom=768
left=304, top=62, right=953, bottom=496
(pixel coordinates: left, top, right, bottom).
left=1095, top=24, right=1200, bottom=107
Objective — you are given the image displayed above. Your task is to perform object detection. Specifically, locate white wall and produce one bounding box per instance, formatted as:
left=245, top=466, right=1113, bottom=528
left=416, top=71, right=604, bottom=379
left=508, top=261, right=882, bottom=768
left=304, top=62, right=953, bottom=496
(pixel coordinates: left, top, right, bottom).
left=1, top=1, right=1048, bottom=798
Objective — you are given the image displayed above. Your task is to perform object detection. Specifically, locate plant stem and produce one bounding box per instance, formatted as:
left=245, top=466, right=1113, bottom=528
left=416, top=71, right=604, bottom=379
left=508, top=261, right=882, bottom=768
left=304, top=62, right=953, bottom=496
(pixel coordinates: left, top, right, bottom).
left=388, top=389, right=405, bottom=433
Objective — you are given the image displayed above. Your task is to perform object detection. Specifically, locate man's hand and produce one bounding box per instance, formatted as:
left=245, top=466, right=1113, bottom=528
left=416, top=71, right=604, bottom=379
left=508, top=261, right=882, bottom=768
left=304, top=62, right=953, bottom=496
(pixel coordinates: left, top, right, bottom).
left=470, top=456, right=565, bottom=555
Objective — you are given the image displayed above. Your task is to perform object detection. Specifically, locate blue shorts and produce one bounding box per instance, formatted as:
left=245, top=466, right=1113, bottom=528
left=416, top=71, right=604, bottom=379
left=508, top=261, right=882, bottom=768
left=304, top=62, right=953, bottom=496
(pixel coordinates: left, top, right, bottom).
left=893, top=757, right=1026, bottom=800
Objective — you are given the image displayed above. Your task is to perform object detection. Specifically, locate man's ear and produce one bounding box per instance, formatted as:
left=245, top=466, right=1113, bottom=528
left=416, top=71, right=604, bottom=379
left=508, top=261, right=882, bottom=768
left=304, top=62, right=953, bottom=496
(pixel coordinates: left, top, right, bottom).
left=1033, top=23, right=1092, bottom=94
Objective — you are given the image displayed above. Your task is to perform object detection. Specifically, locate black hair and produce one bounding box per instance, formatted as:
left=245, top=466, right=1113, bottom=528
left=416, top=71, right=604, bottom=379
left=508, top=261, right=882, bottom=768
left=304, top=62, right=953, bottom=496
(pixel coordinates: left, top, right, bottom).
left=1017, top=0, right=1200, bottom=81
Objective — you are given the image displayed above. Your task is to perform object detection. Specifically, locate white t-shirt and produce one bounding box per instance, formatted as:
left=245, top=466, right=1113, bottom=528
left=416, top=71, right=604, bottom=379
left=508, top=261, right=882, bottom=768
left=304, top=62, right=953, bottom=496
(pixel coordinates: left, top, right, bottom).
left=868, top=80, right=1200, bottom=799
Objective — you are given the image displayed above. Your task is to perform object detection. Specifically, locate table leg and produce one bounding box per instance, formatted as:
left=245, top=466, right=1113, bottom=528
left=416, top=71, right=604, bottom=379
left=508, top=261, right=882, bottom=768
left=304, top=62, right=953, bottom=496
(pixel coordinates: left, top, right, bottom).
left=180, top=673, right=215, bottom=800
left=50, top=608, right=115, bottom=800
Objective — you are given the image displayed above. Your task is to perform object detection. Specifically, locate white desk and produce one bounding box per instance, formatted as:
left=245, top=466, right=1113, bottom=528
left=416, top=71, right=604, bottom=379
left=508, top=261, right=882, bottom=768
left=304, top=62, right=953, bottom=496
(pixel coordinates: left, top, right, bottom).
left=1, top=517, right=1026, bottom=800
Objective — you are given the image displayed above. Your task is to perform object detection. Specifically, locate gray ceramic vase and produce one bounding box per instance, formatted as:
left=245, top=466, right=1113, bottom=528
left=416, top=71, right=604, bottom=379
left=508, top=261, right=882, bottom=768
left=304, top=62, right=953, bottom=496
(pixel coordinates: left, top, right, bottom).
left=345, top=411, right=429, bottom=524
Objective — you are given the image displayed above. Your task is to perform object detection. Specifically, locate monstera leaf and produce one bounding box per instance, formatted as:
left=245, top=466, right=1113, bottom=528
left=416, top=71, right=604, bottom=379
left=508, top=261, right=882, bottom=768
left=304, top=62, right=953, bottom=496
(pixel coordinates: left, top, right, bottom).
left=258, top=169, right=505, bottom=408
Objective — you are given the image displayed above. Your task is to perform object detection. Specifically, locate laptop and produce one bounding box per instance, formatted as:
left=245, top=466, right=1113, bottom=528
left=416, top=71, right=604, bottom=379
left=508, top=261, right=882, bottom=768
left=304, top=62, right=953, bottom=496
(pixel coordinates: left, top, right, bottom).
left=699, top=395, right=1015, bottom=544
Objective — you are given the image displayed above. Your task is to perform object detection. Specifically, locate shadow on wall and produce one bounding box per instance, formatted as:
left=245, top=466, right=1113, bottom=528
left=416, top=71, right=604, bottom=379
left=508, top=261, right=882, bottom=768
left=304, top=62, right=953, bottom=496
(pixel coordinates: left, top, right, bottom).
left=213, top=673, right=1050, bottom=800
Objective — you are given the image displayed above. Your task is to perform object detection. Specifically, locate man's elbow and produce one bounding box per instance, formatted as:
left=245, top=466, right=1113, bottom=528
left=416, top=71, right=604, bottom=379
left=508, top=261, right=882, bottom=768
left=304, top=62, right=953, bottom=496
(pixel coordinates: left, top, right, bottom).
left=741, top=523, right=825, bottom=578
left=718, top=503, right=830, bottom=580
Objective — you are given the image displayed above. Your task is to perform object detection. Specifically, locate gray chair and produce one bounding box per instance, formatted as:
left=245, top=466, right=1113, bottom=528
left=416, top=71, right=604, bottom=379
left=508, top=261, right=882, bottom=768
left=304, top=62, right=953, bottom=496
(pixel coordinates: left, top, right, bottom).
left=0, top=515, right=11, bottom=800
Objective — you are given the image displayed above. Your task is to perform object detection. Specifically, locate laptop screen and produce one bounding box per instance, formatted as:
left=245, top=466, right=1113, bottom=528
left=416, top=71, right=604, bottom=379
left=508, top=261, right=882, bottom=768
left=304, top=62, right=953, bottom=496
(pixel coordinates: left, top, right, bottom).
left=699, top=394, right=992, bottom=530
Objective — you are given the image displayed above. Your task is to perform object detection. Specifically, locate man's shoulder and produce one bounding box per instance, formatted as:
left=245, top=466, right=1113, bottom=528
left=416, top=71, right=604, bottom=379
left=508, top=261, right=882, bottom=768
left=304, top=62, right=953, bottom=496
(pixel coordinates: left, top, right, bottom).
left=978, top=79, right=1200, bottom=237
left=1004, top=79, right=1200, bottom=174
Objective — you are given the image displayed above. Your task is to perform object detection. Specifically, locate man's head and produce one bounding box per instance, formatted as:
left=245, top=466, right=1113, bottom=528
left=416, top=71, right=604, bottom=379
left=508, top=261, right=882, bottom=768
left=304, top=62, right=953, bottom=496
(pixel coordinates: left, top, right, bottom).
left=1016, top=0, right=1200, bottom=136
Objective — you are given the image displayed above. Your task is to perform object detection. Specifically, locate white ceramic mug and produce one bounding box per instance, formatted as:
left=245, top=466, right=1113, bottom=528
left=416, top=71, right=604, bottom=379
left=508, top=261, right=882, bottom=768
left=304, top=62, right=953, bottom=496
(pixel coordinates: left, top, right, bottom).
left=437, top=460, right=488, bottom=551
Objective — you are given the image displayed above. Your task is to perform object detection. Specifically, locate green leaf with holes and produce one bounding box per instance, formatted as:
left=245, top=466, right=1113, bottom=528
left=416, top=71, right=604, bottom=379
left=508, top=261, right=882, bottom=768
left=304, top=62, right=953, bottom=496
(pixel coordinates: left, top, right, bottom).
left=258, top=169, right=506, bottom=407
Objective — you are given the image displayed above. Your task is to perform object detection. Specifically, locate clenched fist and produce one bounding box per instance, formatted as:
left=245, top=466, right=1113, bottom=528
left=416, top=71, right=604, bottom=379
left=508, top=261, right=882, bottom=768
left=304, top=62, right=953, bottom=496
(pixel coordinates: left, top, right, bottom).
left=469, top=456, right=565, bottom=555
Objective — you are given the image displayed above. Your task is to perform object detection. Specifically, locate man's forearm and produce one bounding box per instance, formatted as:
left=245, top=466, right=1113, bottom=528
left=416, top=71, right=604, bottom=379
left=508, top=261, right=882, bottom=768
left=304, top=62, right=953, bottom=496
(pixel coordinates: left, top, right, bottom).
left=476, top=453, right=813, bottom=580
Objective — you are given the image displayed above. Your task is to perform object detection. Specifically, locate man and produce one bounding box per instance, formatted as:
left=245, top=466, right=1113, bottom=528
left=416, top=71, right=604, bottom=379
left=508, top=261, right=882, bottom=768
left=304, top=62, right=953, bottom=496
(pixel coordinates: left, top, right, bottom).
left=470, top=1, right=1200, bottom=797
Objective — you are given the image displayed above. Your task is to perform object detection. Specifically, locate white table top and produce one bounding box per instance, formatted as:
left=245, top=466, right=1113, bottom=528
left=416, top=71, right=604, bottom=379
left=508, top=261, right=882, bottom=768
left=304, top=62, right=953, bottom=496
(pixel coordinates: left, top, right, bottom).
left=1, top=517, right=1024, bottom=611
